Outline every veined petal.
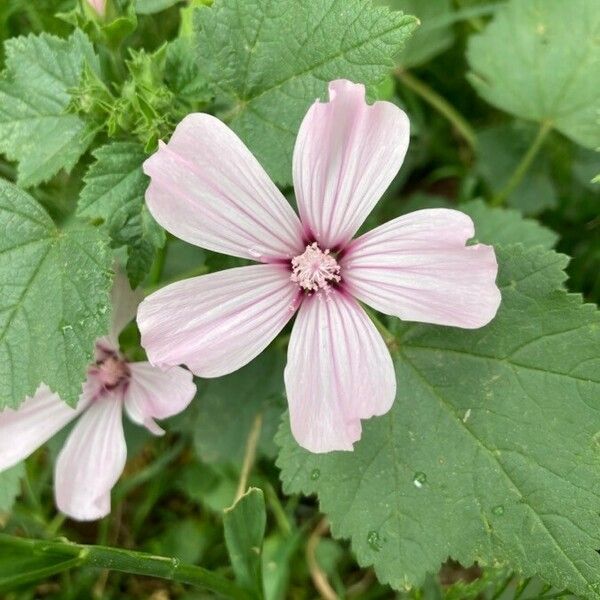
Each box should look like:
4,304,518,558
342,209,501,329
0,385,83,472
293,80,409,249
137,264,300,378
55,395,126,521
124,362,196,435
108,267,143,344
285,291,396,453
143,113,305,262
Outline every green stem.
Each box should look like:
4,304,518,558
235,414,263,502
0,534,251,600
492,120,553,206
263,482,292,536
397,70,477,150
148,242,168,286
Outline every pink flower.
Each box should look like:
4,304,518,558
86,0,106,17
0,271,196,521
137,79,500,453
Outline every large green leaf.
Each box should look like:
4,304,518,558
78,142,165,287
194,0,418,185
467,0,600,150
277,245,600,597
0,180,113,409
377,0,455,68
0,31,99,187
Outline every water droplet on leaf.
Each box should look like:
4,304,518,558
367,530,382,551
413,472,427,488
492,504,505,516
310,468,321,481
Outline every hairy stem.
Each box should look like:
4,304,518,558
396,70,477,150
492,120,553,206
0,534,251,599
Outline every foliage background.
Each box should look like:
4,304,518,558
0,0,598,598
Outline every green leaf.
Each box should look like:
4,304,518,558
0,464,23,513
377,0,455,68
78,142,165,287
467,0,600,150
277,245,600,598
192,348,286,465
164,38,212,108
476,124,558,215
0,31,99,187
460,199,558,249
195,0,418,185
0,179,113,409
224,488,266,597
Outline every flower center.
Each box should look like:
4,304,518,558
97,354,130,390
291,243,341,293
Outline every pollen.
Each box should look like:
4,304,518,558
291,243,341,293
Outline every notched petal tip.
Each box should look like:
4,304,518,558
293,78,410,249
343,209,502,330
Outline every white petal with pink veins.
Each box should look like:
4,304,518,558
55,395,126,521
143,113,305,263
0,385,84,472
124,362,196,435
285,291,396,453
342,209,501,329
138,264,300,378
293,79,410,249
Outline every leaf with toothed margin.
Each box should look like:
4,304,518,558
0,31,99,187
276,244,600,597
194,0,418,185
0,179,113,409
78,141,165,288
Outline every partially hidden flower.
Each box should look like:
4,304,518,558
137,79,501,453
0,270,196,521
86,0,106,17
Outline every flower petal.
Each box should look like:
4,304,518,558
293,79,410,249
143,113,305,262
342,209,501,329
55,395,126,521
285,291,396,453
138,264,300,378
109,267,143,343
0,385,82,472
124,362,196,435
87,0,105,17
